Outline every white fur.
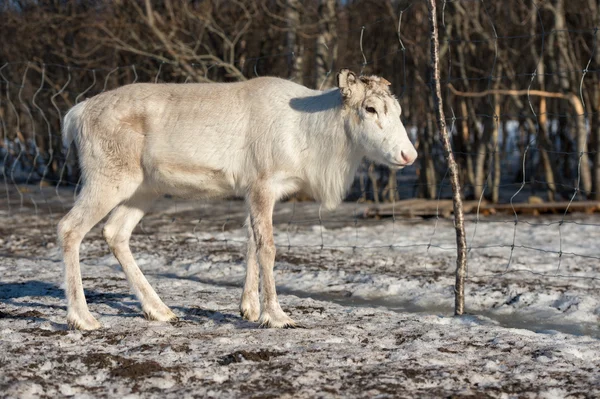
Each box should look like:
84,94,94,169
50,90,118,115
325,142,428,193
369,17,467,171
57,70,417,330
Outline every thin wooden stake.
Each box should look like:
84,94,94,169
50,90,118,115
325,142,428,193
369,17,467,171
427,0,468,315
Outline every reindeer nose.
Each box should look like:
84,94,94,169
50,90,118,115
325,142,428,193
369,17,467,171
400,149,417,165
400,150,417,165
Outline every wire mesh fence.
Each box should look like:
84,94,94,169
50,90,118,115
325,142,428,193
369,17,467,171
1,0,599,321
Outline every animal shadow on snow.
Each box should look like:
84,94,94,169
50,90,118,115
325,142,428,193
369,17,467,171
0,279,254,329
0,280,139,325
158,273,260,329
170,305,254,329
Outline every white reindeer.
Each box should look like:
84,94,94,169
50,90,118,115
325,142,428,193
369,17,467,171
58,69,417,330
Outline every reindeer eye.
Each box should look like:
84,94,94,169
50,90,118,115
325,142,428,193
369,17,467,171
365,106,377,114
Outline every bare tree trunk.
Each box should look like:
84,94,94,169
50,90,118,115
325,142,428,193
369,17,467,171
459,99,475,192
533,38,556,201
359,168,367,202
549,0,591,197
286,0,304,84
315,0,337,89
552,0,576,92
538,96,556,201
428,0,468,315
383,169,398,202
570,95,592,197
590,0,600,200
557,111,573,182
490,99,501,203
473,116,491,200
367,163,380,204
587,0,600,199
592,95,600,200
418,120,438,199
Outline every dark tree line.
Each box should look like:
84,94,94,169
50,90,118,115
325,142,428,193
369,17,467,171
1,0,599,203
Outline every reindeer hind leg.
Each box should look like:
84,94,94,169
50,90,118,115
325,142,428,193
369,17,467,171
103,194,177,322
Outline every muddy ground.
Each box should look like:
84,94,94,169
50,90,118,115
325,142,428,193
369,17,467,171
1,188,599,398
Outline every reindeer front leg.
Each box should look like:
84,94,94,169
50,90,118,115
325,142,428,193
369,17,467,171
247,185,298,328
240,216,260,322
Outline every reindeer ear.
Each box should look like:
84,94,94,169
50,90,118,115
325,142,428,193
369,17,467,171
380,78,392,86
337,68,359,99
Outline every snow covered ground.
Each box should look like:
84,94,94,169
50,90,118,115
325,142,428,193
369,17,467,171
1,189,599,397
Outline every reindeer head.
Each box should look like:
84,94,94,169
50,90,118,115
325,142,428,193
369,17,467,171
337,69,417,169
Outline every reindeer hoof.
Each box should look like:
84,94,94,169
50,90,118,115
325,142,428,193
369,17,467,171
240,293,260,322
259,320,305,329
258,311,303,329
143,306,178,322
67,312,102,331
240,304,260,322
